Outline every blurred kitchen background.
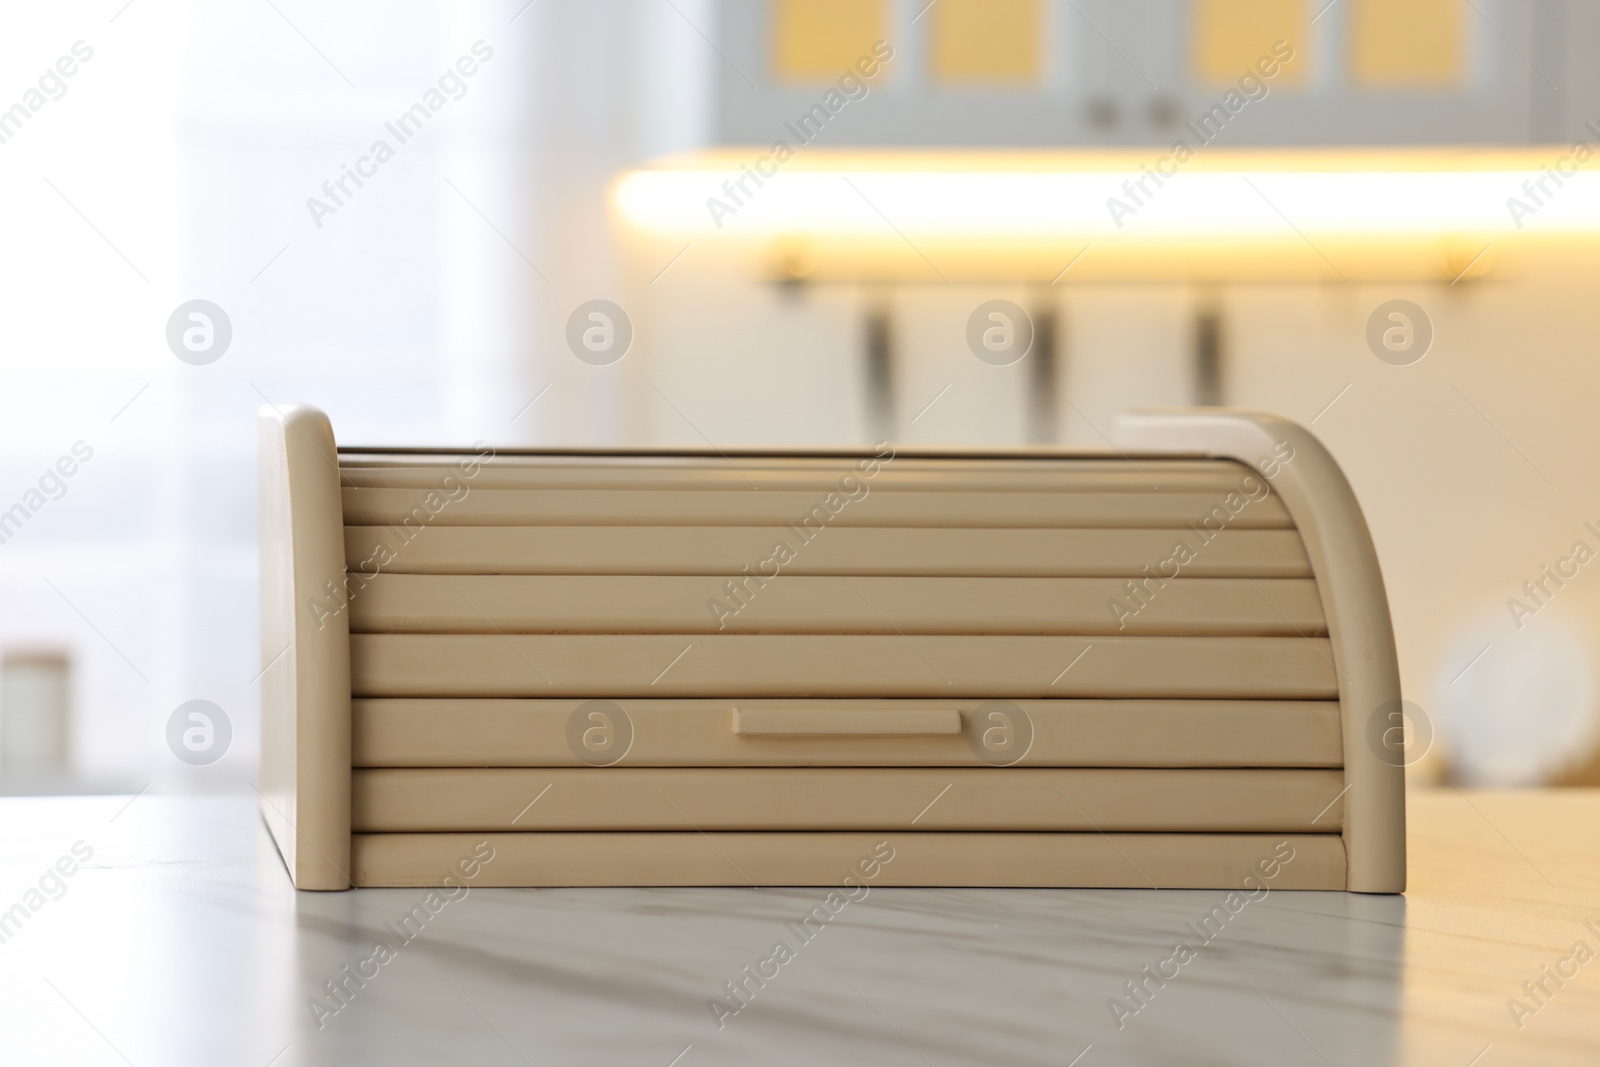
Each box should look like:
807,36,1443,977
2,0,1599,794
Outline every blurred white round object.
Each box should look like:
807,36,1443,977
1434,617,1599,786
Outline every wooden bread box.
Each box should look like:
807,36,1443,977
258,405,1404,892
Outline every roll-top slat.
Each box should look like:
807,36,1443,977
351,832,1349,889
351,699,1345,767
351,768,1347,832
346,574,1326,636
348,634,1339,698
338,455,1259,493
341,487,1294,528
342,526,1313,577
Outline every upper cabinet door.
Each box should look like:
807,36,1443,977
1138,0,1544,145
716,0,1105,146
714,0,1571,147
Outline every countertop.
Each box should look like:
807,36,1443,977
0,790,1596,1066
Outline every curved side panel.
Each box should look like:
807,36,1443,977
260,405,352,890
1115,409,1405,893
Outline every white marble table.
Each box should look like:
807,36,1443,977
0,790,1596,1066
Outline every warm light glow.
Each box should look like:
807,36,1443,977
613,150,1600,282
613,150,1600,240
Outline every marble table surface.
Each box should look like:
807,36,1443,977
0,790,1596,1066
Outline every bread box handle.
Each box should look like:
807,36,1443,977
732,707,962,738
